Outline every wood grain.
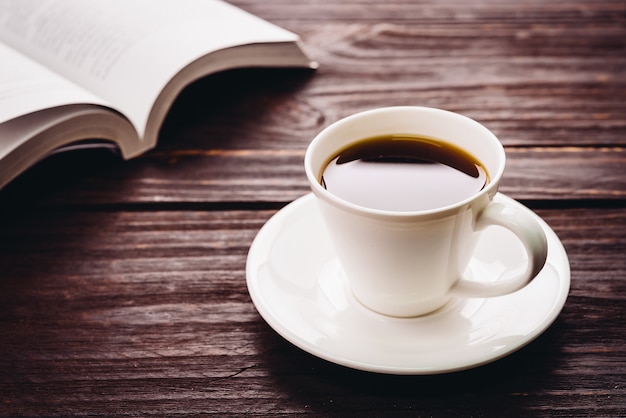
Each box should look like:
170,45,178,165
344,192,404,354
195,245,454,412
2,144,625,208
0,208,624,416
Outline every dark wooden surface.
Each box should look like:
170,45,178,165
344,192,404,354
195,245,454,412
1,0,625,416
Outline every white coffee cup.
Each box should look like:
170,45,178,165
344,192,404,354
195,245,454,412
305,106,548,317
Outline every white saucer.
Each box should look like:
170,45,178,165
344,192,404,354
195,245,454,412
246,193,570,375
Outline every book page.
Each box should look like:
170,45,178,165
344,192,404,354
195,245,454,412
0,42,107,125
0,0,303,140
0,104,138,189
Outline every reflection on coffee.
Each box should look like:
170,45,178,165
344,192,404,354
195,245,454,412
320,134,489,211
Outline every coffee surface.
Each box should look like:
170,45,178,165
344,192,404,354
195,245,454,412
320,135,489,211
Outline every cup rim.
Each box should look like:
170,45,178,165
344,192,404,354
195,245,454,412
304,106,505,220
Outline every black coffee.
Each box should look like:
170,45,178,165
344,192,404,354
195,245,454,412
320,134,489,211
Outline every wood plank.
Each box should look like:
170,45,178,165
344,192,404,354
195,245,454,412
155,60,625,149
1,144,624,208
231,0,626,23
230,1,625,149
0,207,624,415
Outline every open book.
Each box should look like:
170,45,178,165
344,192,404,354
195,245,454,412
0,0,316,189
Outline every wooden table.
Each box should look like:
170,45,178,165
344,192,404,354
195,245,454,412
1,0,624,415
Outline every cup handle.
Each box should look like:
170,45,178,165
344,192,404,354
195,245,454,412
451,200,548,297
